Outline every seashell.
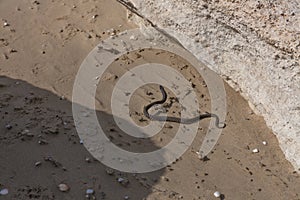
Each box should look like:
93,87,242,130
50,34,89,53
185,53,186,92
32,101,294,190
85,157,91,163
252,148,259,153
0,188,8,195
118,177,125,183
105,168,114,175
86,189,94,195
213,191,221,198
35,161,42,167
129,35,137,40
58,184,70,192
5,124,12,130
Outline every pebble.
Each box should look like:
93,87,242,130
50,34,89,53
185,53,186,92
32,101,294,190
5,124,12,130
117,177,129,186
92,14,98,19
80,140,84,144
252,148,259,153
105,168,114,175
118,177,125,183
85,33,92,39
38,139,48,145
124,195,129,200
86,189,94,195
0,188,8,195
10,49,17,53
3,53,8,59
129,35,137,40
3,22,9,27
35,161,42,167
58,183,70,192
213,191,221,198
262,141,267,145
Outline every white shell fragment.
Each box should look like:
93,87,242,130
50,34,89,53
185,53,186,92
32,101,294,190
58,183,70,192
129,35,137,40
262,141,267,145
92,14,98,19
118,177,125,183
35,161,42,167
252,148,259,153
213,191,221,198
5,124,12,130
86,189,94,195
0,188,8,195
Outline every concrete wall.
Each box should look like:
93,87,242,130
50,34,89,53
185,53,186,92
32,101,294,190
128,0,300,170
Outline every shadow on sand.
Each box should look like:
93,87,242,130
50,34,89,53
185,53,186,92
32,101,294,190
0,76,165,199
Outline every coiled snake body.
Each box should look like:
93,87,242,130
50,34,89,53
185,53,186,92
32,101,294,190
143,85,225,129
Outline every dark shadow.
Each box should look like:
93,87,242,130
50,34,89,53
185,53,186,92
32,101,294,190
0,76,165,199
220,194,225,200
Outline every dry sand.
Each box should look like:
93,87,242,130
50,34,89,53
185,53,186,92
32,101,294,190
1,0,300,199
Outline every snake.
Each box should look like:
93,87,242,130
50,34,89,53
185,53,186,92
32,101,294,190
143,85,226,128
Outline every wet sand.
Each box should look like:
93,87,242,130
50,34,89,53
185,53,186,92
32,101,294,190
1,0,300,199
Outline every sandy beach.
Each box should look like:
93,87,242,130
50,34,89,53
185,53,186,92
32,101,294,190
1,0,300,199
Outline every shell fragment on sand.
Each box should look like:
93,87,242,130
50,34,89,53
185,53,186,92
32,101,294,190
213,191,221,198
0,189,9,195
58,183,70,192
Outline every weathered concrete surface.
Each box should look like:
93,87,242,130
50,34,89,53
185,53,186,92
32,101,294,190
129,0,300,170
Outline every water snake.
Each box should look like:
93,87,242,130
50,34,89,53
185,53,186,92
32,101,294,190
143,85,225,128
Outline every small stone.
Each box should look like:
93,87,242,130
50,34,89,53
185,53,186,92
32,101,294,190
118,177,124,183
129,35,137,40
92,14,98,19
124,195,129,200
58,183,70,192
80,140,84,144
117,177,129,186
35,161,42,167
3,22,9,27
38,139,48,145
86,33,92,39
86,189,94,195
0,188,8,195
213,191,221,198
10,49,17,53
5,124,12,130
85,157,91,163
105,168,114,175
262,141,267,145
252,148,259,153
